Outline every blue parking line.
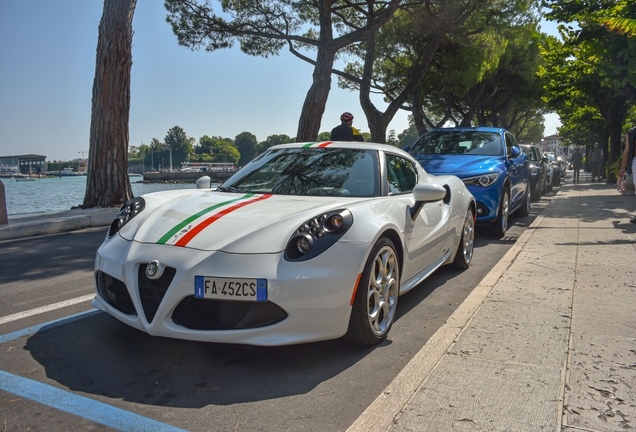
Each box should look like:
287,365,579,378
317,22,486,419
0,309,102,345
0,370,187,431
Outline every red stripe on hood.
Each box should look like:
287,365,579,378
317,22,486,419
174,194,273,247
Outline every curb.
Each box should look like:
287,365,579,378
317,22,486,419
0,209,118,241
347,209,547,432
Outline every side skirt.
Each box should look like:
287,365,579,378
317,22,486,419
399,252,451,295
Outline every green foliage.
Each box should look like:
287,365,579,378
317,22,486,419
256,134,294,154
164,126,194,167
540,0,636,173
316,131,331,141
235,131,258,166
47,161,82,172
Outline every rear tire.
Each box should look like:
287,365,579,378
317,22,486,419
453,208,475,269
346,237,400,345
517,183,531,217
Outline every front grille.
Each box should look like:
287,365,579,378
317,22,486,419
95,271,136,315
138,264,177,324
172,296,288,330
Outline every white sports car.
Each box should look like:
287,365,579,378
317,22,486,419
93,142,476,346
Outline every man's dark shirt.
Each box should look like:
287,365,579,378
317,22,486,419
330,124,364,142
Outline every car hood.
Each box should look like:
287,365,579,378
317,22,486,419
117,189,371,253
413,154,502,176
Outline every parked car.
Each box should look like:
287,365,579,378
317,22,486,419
406,127,530,238
544,152,562,186
545,159,555,192
520,144,548,201
94,142,476,346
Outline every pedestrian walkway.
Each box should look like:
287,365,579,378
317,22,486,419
350,173,636,431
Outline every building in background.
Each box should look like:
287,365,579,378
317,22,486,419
539,135,564,156
0,154,47,176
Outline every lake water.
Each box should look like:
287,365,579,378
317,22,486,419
1,176,212,216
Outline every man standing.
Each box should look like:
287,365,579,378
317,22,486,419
571,147,583,183
588,143,603,182
330,112,365,142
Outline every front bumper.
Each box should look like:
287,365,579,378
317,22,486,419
93,236,369,346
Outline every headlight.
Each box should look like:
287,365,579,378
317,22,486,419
285,210,353,261
107,197,145,239
462,173,500,188
530,166,539,175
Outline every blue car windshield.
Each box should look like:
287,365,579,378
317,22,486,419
411,131,504,157
219,148,379,197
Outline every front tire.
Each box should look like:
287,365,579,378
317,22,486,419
453,207,475,269
485,188,509,238
346,237,400,346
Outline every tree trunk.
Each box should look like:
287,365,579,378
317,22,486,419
296,2,334,142
83,0,136,208
296,45,336,142
360,32,444,143
607,109,626,182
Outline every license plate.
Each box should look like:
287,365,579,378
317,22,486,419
194,276,267,301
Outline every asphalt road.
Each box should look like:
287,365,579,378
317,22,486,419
0,193,553,431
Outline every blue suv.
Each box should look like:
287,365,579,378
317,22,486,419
406,127,530,237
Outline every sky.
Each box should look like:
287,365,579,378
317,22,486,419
0,1,562,162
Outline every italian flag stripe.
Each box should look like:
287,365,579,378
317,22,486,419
301,141,333,148
174,194,273,247
156,194,255,245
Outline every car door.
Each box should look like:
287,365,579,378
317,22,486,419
504,132,528,208
385,154,444,282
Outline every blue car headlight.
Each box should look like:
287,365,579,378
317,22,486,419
107,197,145,239
285,209,353,261
462,173,500,188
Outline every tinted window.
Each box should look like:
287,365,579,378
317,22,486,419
521,146,538,161
411,131,503,156
386,154,417,194
221,148,379,197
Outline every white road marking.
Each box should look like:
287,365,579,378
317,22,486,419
0,294,95,325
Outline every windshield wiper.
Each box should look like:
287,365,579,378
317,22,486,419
216,186,242,193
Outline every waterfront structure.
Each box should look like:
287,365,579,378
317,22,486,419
0,154,47,176
180,162,237,172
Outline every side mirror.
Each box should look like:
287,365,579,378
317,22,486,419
402,145,411,153
410,183,447,220
196,176,212,189
508,146,522,158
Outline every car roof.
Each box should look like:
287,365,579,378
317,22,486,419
425,126,508,134
270,141,413,158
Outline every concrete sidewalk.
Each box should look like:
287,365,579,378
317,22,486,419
350,173,636,432
0,206,119,241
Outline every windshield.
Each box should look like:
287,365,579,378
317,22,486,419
218,148,379,197
411,131,504,157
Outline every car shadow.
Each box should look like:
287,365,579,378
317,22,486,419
22,312,378,408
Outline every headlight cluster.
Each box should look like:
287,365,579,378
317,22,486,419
462,173,500,188
285,209,353,261
530,166,539,175
107,197,145,239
